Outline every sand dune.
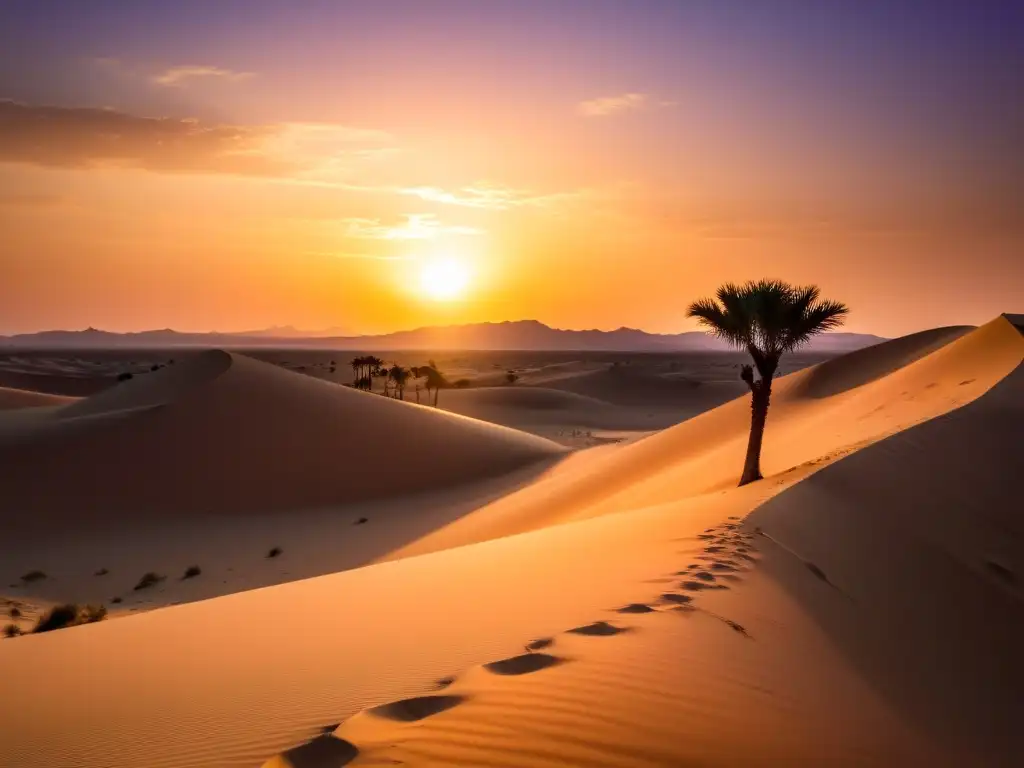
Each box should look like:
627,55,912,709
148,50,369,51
0,350,563,535
0,385,76,410
0,318,1019,768
388,315,1022,558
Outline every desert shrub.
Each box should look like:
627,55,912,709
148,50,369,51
20,570,46,583
454,378,471,389
3,624,20,638
94,568,109,576
9,606,21,619
33,604,80,633
80,604,107,623
505,372,519,385
267,546,283,559
111,597,122,604
133,572,165,591
116,372,133,382
32,603,107,633
150,364,161,371
182,565,201,580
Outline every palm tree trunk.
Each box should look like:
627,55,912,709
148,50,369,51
739,377,772,486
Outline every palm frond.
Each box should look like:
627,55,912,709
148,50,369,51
687,297,748,348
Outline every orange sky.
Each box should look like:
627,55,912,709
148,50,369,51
2,2,1022,337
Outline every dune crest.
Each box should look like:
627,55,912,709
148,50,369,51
0,386,76,411
387,316,1022,560
0,350,563,533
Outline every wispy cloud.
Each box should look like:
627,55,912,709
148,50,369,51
577,92,647,117
153,65,254,87
0,101,392,179
342,214,482,240
399,183,581,211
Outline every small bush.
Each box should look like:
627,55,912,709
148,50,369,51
133,572,165,591
182,565,201,580
32,603,107,633
454,378,471,389
111,597,122,604
80,604,107,623
33,604,80,633
267,546,283,559
20,570,47,583
354,517,368,525
3,624,20,638
9,606,21,619
505,372,519,385
150,364,161,371
117,372,134,382
94,568,109,577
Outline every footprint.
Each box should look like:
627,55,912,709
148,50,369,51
617,603,656,614
434,676,457,689
485,653,564,676
693,571,716,582
711,562,738,572
526,637,554,651
705,546,724,553
567,621,629,636
369,695,465,722
959,379,976,386
681,580,708,591
659,593,692,604
273,734,358,767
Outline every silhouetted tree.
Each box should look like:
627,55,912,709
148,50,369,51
417,363,449,407
389,365,411,400
687,280,848,486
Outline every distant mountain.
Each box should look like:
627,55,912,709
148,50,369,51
0,320,885,352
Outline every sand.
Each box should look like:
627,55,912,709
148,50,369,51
0,385,76,410
0,315,1020,768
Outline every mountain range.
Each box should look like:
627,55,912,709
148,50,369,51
0,320,885,352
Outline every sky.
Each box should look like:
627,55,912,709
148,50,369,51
1,0,1021,336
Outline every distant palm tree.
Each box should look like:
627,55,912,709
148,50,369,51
389,365,411,400
351,356,366,388
417,363,449,407
687,280,848,486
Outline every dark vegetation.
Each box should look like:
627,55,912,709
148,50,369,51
20,570,46,583
133,572,165,591
182,565,202,580
267,546,283,558
32,603,107,633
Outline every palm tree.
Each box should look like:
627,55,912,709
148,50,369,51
350,356,364,387
417,363,448,407
389,365,411,400
687,280,848,486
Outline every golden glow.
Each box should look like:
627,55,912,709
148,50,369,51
420,258,471,301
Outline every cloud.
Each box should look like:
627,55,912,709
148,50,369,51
399,183,581,210
577,93,647,117
153,65,254,87
342,214,482,240
0,101,389,178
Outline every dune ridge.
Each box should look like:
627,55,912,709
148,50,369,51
386,315,1021,560
0,385,76,410
0,350,563,534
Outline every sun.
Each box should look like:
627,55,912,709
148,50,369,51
420,258,470,301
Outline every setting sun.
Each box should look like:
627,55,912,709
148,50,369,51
420,259,471,301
